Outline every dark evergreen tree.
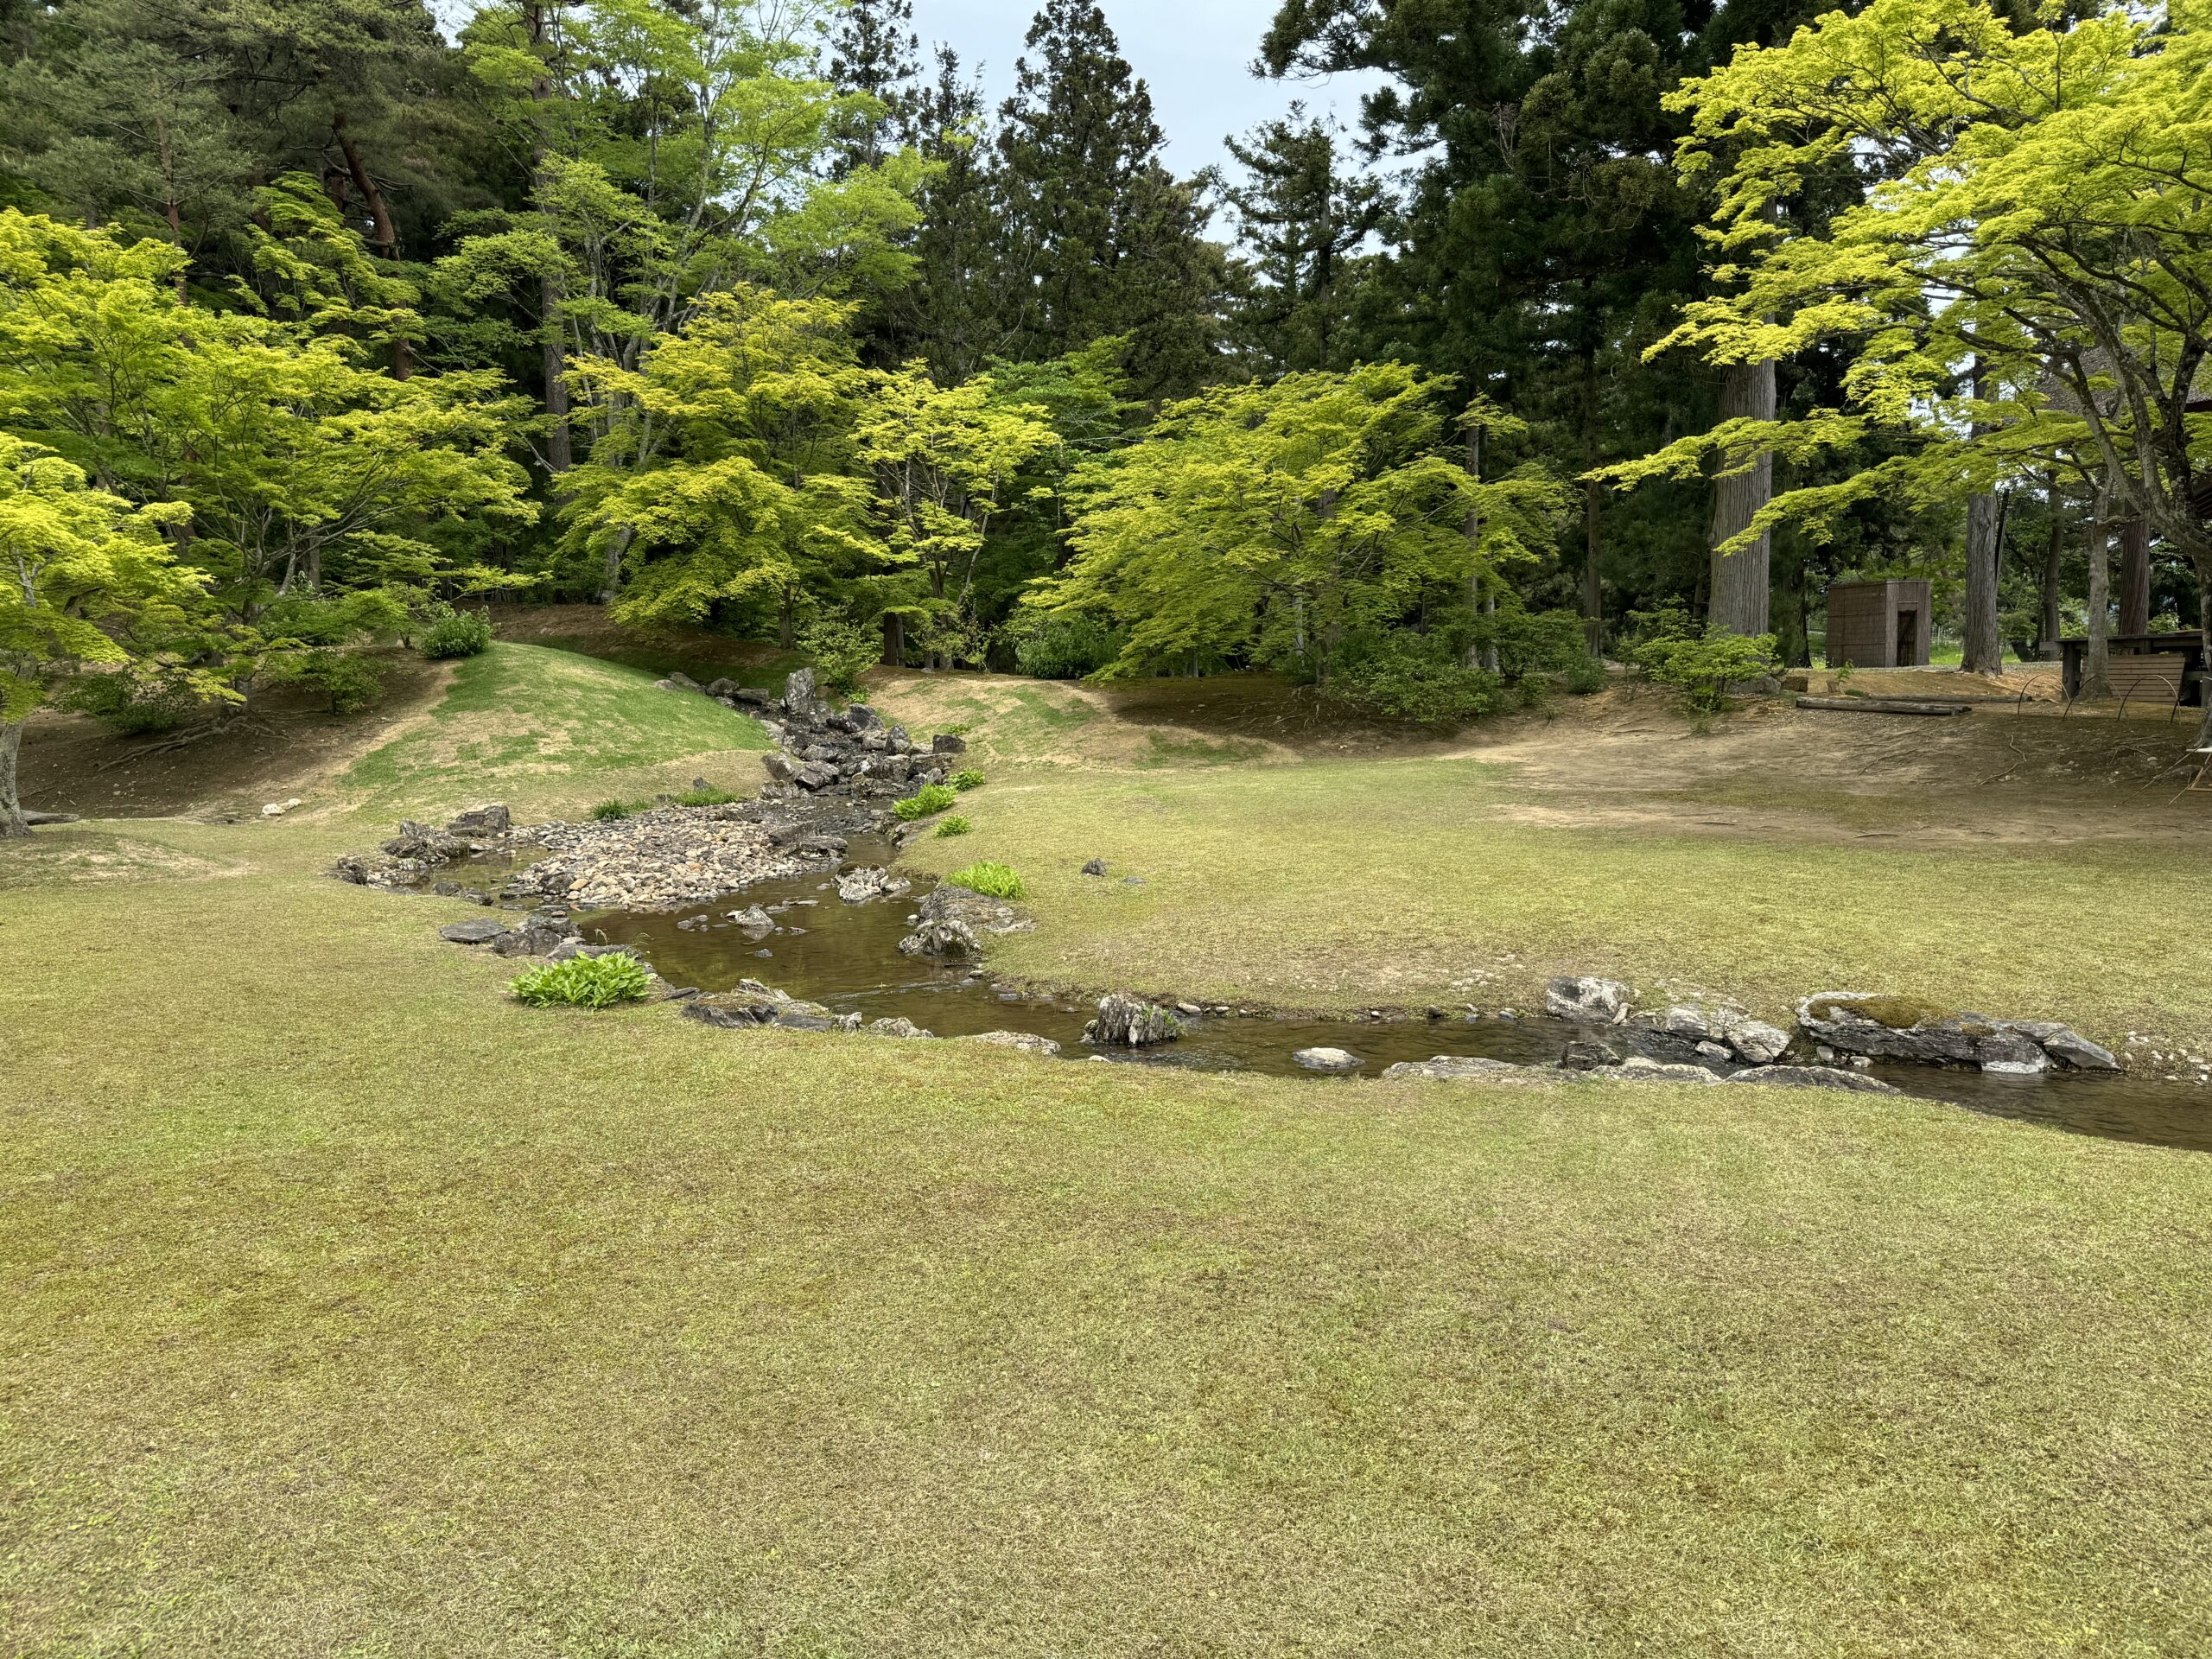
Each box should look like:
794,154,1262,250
827,0,920,177
1220,106,1380,375
892,45,997,381
995,0,1227,397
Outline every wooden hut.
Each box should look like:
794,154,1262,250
1825,580,1933,668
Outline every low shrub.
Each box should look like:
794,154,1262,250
419,603,494,660
282,648,386,715
946,861,1025,899
589,798,642,822
1331,633,1502,726
798,613,879,696
511,952,652,1009
1007,611,1127,680
893,783,959,821
1630,628,1783,712
950,768,985,791
934,815,972,838
60,673,200,735
1562,656,1609,696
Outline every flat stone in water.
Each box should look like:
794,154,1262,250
1294,1047,1363,1072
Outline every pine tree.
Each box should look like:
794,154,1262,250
1221,107,1379,375
995,0,1225,397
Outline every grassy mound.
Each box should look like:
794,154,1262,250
341,642,769,818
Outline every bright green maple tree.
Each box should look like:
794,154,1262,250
0,435,209,836
1037,363,1563,686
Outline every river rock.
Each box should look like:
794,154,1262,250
1560,1039,1622,1071
867,1017,935,1039
1727,1065,1903,1096
447,804,512,837
1797,994,2112,1072
792,760,841,791
1382,1056,1557,1085
1721,1017,1793,1065
1577,1057,1726,1086
837,867,912,903
1294,1046,1363,1072
728,905,774,931
1082,858,1108,876
490,912,580,957
961,1030,1061,1057
1085,993,1182,1047
898,918,978,958
1545,976,1632,1024
931,733,967,754
437,918,511,945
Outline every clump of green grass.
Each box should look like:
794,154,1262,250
590,798,645,822
946,861,1025,899
935,814,973,838
510,952,652,1009
893,783,959,821
675,784,741,807
950,768,986,791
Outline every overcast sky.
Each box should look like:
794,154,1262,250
912,0,1390,182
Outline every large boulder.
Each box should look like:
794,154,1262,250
437,917,511,945
446,803,512,837
785,666,823,722
791,760,841,792
683,982,860,1033
931,733,968,755
1084,993,1182,1047
867,1017,935,1039
1545,976,1633,1025
1293,1046,1363,1072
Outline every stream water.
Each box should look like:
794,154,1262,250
537,837,2212,1156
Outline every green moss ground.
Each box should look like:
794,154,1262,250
894,760,2211,1051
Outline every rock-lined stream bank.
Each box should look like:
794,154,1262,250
336,671,2212,1154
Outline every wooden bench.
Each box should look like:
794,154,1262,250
2107,652,2191,708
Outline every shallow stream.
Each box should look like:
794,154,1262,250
550,837,2212,1156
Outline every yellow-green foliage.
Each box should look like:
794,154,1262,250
945,860,1024,899
510,951,652,1009
893,782,958,820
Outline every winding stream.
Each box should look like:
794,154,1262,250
550,837,2212,1156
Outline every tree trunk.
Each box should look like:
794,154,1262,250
1580,341,1605,652
543,274,572,474
1707,356,1775,637
0,720,29,838
598,525,630,605
2082,502,2113,702
333,112,411,379
1463,423,1488,671
779,588,796,650
2117,518,2152,637
881,611,905,668
1961,490,2004,672
2039,472,2064,657
2197,576,2212,747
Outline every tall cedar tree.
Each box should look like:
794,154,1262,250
1220,107,1380,376
828,0,920,177
995,0,1227,399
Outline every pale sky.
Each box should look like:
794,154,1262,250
912,0,1391,182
